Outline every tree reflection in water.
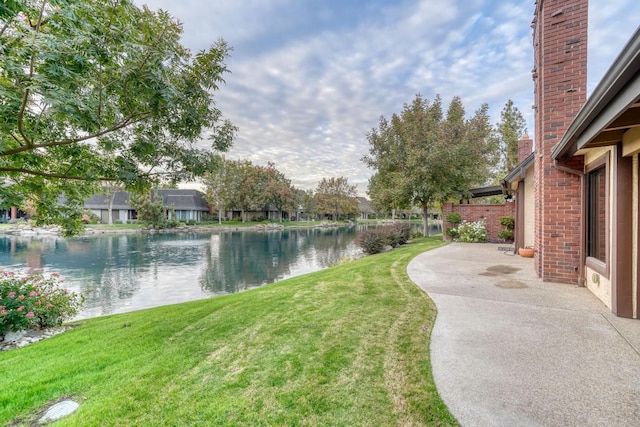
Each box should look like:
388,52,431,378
0,226,370,318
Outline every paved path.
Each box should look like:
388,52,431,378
407,243,640,427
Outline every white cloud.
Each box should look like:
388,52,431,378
134,0,639,195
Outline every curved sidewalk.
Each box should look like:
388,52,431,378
407,243,640,427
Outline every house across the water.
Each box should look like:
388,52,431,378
85,189,210,224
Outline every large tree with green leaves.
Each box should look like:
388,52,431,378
205,159,297,223
0,0,236,234
492,99,527,178
362,94,493,236
315,176,358,221
203,156,236,223
261,162,295,222
226,160,259,223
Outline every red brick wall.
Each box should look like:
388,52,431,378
533,0,587,284
442,203,516,242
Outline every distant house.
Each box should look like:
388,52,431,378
356,197,374,220
85,189,210,223
157,189,210,222
226,205,291,222
84,191,136,224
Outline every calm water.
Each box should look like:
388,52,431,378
0,226,361,319
0,223,441,319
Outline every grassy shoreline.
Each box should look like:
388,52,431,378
0,219,426,236
0,236,457,426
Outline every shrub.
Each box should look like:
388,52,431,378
390,222,413,246
166,218,180,228
499,216,515,230
356,223,414,254
356,228,386,254
456,220,487,243
0,272,84,335
446,227,459,239
81,211,100,224
497,229,513,241
446,212,462,225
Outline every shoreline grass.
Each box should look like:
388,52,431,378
83,218,426,231
0,236,458,426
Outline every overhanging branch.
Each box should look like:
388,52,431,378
0,112,147,156
0,167,113,181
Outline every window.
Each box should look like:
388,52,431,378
586,160,607,265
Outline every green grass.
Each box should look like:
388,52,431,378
83,220,350,232
0,237,457,427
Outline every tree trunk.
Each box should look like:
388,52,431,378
108,191,116,225
422,203,430,237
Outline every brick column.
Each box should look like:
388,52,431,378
518,135,533,163
532,0,587,284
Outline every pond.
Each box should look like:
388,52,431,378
0,223,441,319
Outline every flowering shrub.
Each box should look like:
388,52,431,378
0,272,84,335
455,220,488,243
445,227,459,240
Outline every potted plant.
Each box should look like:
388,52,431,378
518,246,535,257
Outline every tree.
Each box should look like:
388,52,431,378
299,190,317,221
233,161,267,222
0,0,236,235
203,156,236,223
493,100,527,178
262,162,295,222
129,191,166,229
315,176,358,221
362,94,493,236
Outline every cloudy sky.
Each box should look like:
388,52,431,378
135,0,640,195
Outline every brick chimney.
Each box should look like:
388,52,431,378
518,135,533,163
532,0,587,284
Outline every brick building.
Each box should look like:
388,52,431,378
505,0,640,318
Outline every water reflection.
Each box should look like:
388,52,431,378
0,223,440,319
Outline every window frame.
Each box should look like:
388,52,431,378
584,153,609,278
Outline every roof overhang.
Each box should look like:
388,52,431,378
552,26,640,160
465,185,504,199
503,152,535,185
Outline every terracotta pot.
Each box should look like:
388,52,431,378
518,247,535,258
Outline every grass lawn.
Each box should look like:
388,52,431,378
0,236,458,426
83,220,350,232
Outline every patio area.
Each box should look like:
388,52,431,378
408,243,640,427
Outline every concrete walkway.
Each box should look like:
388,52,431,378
407,243,640,427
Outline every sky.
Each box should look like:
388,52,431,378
134,0,640,196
